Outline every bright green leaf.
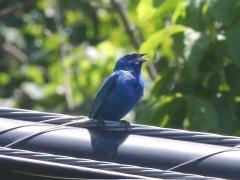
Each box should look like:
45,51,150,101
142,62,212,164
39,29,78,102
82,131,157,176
154,0,181,19
25,66,44,84
172,1,186,24
137,0,156,22
140,25,186,58
0,73,10,85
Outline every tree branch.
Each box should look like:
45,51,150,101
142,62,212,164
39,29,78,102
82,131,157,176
0,0,35,17
110,0,140,49
110,0,158,79
53,3,75,111
1,42,28,63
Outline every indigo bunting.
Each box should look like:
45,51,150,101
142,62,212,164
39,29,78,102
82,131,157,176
89,52,147,121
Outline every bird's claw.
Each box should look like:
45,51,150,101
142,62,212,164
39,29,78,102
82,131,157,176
120,120,130,130
97,119,106,129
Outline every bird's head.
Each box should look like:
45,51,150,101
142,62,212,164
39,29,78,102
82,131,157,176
114,52,147,75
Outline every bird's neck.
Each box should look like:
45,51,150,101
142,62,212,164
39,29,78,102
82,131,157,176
114,68,141,79
130,67,141,78
114,64,142,78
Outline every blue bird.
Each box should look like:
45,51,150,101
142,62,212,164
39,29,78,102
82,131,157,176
89,52,147,121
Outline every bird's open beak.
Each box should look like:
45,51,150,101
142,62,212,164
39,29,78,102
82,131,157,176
139,53,148,63
139,53,146,57
140,59,148,63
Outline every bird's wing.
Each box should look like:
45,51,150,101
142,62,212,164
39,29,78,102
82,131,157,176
89,72,118,118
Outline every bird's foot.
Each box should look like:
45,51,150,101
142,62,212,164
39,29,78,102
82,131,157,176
97,119,106,129
120,120,130,130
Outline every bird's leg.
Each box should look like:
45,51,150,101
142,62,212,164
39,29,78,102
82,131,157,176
120,120,130,130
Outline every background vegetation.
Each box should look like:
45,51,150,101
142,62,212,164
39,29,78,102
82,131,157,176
1,0,240,135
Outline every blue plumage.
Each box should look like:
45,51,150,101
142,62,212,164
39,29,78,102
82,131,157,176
89,52,147,121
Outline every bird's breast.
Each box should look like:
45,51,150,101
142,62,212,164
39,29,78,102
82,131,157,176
98,70,144,120
116,72,143,100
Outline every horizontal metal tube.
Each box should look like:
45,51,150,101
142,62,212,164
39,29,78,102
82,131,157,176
0,117,239,179
0,154,146,179
1,108,240,147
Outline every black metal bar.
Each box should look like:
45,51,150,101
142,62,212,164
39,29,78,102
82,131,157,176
0,117,239,179
0,147,217,179
0,153,147,179
1,107,240,147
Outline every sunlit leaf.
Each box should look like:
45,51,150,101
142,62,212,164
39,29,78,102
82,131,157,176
137,0,156,22
25,66,44,84
0,73,10,85
1,0,240,135
140,25,186,58
153,0,181,19
172,1,186,23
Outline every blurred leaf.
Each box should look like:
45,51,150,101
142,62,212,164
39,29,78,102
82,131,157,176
151,67,176,95
44,33,67,50
225,64,240,94
160,96,186,128
172,1,186,24
207,0,237,25
65,10,83,26
137,0,156,22
24,66,44,84
0,73,10,85
21,82,45,100
140,25,186,58
97,41,117,57
183,0,206,31
153,0,181,19
187,96,219,131
23,24,43,37
1,26,26,48
138,94,186,128
214,97,239,134
204,71,221,96
1,0,240,135
184,29,215,79
226,22,240,61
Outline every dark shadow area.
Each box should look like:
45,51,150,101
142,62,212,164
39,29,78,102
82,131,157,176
0,170,58,180
88,129,128,161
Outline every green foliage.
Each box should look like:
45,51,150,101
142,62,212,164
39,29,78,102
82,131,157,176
136,0,240,135
1,0,240,135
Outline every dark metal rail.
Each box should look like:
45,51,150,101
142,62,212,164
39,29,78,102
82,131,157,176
0,116,239,179
0,107,240,147
0,151,147,179
0,107,240,179
0,147,219,179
